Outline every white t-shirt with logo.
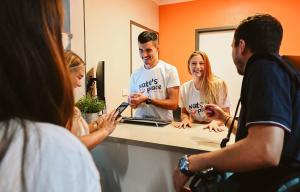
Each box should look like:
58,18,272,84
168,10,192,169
129,60,180,121
179,79,230,122
0,119,101,192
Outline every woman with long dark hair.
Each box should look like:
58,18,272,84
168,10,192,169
0,0,100,191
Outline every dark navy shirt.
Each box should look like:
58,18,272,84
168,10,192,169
223,55,300,191
237,55,300,163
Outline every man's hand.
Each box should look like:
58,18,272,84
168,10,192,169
129,93,147,108
205,104,228,123
173,168,191,192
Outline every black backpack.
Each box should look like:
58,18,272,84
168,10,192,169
250,53,300,89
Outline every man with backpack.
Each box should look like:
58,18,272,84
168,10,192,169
173,14,300,192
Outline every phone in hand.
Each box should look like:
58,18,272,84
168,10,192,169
205,106,215,117
115,102,129,117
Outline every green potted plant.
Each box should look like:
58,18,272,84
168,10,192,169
75,95,105,123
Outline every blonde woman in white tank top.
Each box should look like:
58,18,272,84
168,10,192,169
65,51,121,149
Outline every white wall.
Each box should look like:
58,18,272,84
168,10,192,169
84,0,159,114
70,0,86,101
199,30,243,115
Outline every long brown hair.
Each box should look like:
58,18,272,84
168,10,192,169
0,0,73,190
187,51,227,104
0,0,73,125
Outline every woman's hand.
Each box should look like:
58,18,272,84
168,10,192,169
203,120,224,132
97,109,121,136
174,118,192,129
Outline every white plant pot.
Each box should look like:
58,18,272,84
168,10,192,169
84,113,98,124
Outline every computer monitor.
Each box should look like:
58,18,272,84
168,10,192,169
86,61,105,101
96,61,105,101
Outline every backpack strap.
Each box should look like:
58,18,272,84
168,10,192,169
281,56,300,104
248,53,300,90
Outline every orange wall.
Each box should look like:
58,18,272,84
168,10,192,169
159,0,300,83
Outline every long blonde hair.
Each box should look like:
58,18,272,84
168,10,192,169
65,50,85,71
64,50,85,130
187,51,227,104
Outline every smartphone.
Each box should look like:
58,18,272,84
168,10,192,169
115,102,129,117
204,106,215,117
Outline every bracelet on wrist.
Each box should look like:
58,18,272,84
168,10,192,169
92,121,98,130
224,116,231,127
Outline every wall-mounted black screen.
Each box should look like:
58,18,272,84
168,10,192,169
96,61,105,101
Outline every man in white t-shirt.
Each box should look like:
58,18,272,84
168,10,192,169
129,31,180,121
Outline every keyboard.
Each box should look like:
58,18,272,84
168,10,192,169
121,117,171,126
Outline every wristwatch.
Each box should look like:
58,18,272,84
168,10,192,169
178,155,195,177
145,98,152,104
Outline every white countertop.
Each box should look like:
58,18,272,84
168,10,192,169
109,122,235,152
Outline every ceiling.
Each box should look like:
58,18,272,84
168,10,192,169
152,0,194,6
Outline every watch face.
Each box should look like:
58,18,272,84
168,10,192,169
178,155,194,177
178,156,189,171
146,98,152,104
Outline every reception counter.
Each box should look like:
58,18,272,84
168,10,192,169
91,122,235,192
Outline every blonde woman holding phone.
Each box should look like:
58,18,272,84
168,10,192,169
65,50,121,150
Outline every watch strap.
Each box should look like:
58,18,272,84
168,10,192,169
145,98,152,104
